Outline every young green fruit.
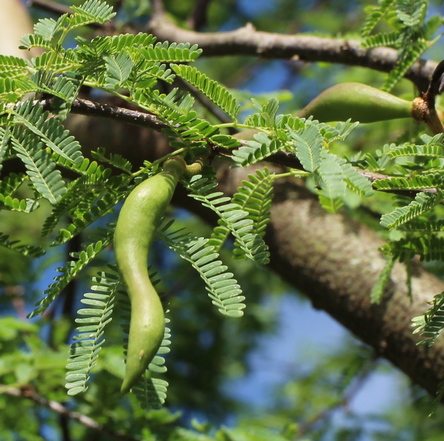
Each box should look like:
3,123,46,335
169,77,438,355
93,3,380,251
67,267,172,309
297,82,413,123
115,156,186,394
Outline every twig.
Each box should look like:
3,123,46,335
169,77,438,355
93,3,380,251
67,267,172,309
28,0,71,16
20,97,442,199
37,97,171,131
295,357,379,438
187,0,212,31
2,386,136,441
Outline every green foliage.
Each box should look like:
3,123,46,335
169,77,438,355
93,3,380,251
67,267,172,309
371,255,396,303
158,220,246,317
172,64,240,119
8,100,83,200
3,0,444,436
25,0,115,45
233,102,369,212
412,291,444,346
0,232,44,257
380,192,443,229
210,168,274,259
65,268,120,396
0,173,39,212
0,55,28,76
361,0,442,91
65,264,171,408
29,230,113,318
232,131,285,166
381,233,444,262
360,0,396,37
186,173,270,264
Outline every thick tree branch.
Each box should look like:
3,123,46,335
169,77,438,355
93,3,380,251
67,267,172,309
173,162,444,402
146,13,436,91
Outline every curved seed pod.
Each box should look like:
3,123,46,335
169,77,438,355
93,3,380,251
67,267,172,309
297,82,413,123
115,157,186,394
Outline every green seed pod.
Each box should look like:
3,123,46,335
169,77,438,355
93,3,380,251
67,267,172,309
115,157,186,394
297,82,413,123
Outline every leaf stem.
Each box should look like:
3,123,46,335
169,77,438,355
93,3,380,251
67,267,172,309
273,170,310,179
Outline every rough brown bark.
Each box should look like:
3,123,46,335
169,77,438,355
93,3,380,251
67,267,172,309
267,179,444,397
182,163,444,398
146,13,436,92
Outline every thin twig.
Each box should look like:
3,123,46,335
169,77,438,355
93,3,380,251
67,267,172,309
187,0,212,31
37,97,171,131
28,0,71,16
295,357,379,438
2,386,136,441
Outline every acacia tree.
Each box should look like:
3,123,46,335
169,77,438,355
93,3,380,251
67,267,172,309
3,0,444,439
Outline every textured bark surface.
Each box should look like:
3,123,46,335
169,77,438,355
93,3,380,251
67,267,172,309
180,163,444,398
146,13,436,92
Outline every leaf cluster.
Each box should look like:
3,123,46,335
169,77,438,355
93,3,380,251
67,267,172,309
3,0,444,416
233,101,372,212
361,0,443,91
0,0,274,407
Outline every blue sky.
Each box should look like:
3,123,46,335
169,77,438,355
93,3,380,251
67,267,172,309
224,293,405,417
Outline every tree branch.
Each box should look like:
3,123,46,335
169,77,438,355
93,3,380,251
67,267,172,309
187,0,212,30
36,97,440,198
146,13,436,91
36,97,171,131
174,162,444,402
